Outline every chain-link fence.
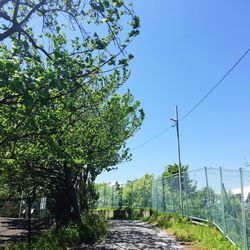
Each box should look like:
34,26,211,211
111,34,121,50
96,167,250,249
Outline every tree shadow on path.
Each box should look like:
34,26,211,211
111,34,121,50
79,220,184,250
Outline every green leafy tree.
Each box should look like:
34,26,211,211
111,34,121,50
159,164,194,212
161,164,188,178
0,0,143,227
122,174,153,208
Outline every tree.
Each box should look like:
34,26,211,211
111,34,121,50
122,174,154,208
161,164,188,178
0,0,140,120
0,0,143,227
159,164,195,212
0,0,140,56
161,164,189,192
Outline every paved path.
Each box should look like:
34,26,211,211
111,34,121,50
0,217,28,247
80,220,186,250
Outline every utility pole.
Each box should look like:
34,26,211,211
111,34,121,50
171,105,184,218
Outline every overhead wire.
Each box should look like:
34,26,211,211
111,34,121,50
130,47,250,152
179,47,250,122
131,125,173,151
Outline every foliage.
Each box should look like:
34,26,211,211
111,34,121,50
123,174,154,208
161,164,188,178
96,174,154,209
81,212,107,243
4,212,107,250
0,0,140,58
0,0,143,227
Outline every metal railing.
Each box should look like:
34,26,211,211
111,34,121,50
96,167,250,249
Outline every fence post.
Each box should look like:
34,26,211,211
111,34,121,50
143,180,146,208
219,167,227,237
19,191,23,218
111,185,114,208
182,173,187,216
28,197,32,247
103,185,107,208
162,177,166,212
204,167,211,222
240,167,248,250
156,179,159,211
150,178,153,209
131,181,134,208
120,185,123,208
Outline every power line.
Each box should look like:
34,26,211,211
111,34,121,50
131,47,250,152
132,125,173,151
180,47,250,122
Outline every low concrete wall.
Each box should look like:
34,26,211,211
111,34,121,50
95,208,151,220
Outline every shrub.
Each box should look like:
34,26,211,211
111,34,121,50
4,213,107,249
81,212,107,244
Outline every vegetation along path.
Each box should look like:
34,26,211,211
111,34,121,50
80,220,190,250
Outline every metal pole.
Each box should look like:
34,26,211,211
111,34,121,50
150,178,153,209
120,184,123,208
156,179,159,211
143,180,146,208
219,167,227,237
239,167,248,250
131,181,134,208
204,167,211,222
171,105,184,217
103,185,107,208
111,185,114,208
162,177,166,212
28,197,32,247
19,191,23,218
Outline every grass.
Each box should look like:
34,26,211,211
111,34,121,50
167,223,237,250
142,211,238,250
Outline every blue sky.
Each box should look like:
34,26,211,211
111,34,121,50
96,1,250,183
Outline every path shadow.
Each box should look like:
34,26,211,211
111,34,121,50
0,217,50,247
78,220,183,250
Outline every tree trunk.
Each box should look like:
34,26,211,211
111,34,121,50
64,164,83,227
79,168,89,213
55,189,71,227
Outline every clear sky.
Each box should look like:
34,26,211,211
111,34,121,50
96,1,250,183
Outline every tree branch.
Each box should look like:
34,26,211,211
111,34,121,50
0,22,20,41
20,27,51,59
19,0,46,26
0,0,9,9
0,9,11,21
13,0,20,22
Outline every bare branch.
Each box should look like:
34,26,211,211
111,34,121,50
0,23,20,41
20,27,52,58
13,0,20,22
19,0,46,26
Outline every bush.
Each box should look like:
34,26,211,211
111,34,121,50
5,213,107,250
81,212,107,244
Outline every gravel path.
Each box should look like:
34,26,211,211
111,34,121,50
80,220,186,250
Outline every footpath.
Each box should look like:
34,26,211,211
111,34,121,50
80,220,191,250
